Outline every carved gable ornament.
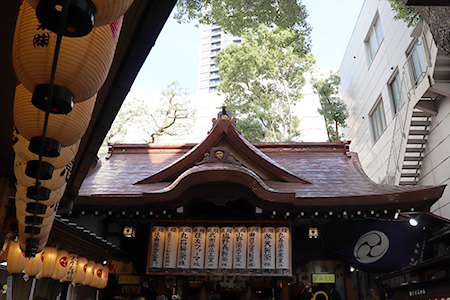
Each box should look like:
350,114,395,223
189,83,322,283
197,147,242,167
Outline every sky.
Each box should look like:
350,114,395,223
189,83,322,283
126,0,364,100
119,0,365,144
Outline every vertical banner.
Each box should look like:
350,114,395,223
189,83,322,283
191,226,206,270
205,227,220,270
163,227,179,269
233,227,247,270
276,227,290,271
177,227,192,269
247,226,261,270
262,227,275,270
219,227,234,269
149,226,165,269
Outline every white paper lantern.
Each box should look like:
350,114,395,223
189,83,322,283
40,245,58,278
15,159,72,191
90,263,103,288
205,227,220,270
247,227,261,270
51,248,69,280
149,226,165,269
14,84,96,147
97,265,109,289
13,1,122,105
16,183,65,207
190,226,206,269
262,227,275,270
82,260,96,286
62,253,78,282
233,227,247,269
163,227,179,269
275,227,290,271
219,227,234,269
177,227,192,269
25,251,43,276
73,256,88,284
7,240,26,274
13,129,80,169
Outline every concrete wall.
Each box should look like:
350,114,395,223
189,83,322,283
338,0,450,218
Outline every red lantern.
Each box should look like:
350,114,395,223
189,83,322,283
97,265,109,289
40,246,58,278
82,260,96,286
90,263,103,288
51,248,69,280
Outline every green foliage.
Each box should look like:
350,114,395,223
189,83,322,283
174,0,311,37
311,72,348,142
387,0,424,27
104,81,196,147
216,25,314,142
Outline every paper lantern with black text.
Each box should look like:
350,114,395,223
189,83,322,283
13,1,121,110
13,129,80,169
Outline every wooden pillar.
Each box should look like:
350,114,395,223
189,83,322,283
0,177,9,230
344,264,354,300
281,278,289,300
158,277,166,297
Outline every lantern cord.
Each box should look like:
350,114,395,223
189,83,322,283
29,0,71,256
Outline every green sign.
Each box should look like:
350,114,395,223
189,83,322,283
312,274,335,283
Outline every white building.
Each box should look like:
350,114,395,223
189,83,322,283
339,0,450,218
196,22,241,94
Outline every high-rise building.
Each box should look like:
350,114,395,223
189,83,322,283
196,22,241,94
338,0,450,218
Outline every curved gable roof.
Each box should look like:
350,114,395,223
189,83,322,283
135,107,309,184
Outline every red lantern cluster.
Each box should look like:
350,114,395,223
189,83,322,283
6,243,110,289
12,0,133,257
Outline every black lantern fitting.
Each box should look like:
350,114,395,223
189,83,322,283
25,160,54,180
29,136,62,158
36,0,97,37
32,84,74,114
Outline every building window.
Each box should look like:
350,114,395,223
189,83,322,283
369,98,387,141
210,71,219,77
211,28,221,34
407,40,427,87
365,15,383,65
389,72,402,113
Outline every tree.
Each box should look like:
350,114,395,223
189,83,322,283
387,0,424,27
104,98,146,144
216,25,314,143
104,81,195,146
139,82,196,144
174,0,311,37
311,72,348,142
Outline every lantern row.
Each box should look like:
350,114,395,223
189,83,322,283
12,0,132,256
149,226,290,274
6,241,109,289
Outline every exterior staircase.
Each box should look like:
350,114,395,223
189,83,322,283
399,108,432,186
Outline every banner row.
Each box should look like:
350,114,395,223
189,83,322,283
148,226,290,274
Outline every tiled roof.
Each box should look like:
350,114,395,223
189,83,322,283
77,109,445,211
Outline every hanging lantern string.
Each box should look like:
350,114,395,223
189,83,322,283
29,0,71,252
